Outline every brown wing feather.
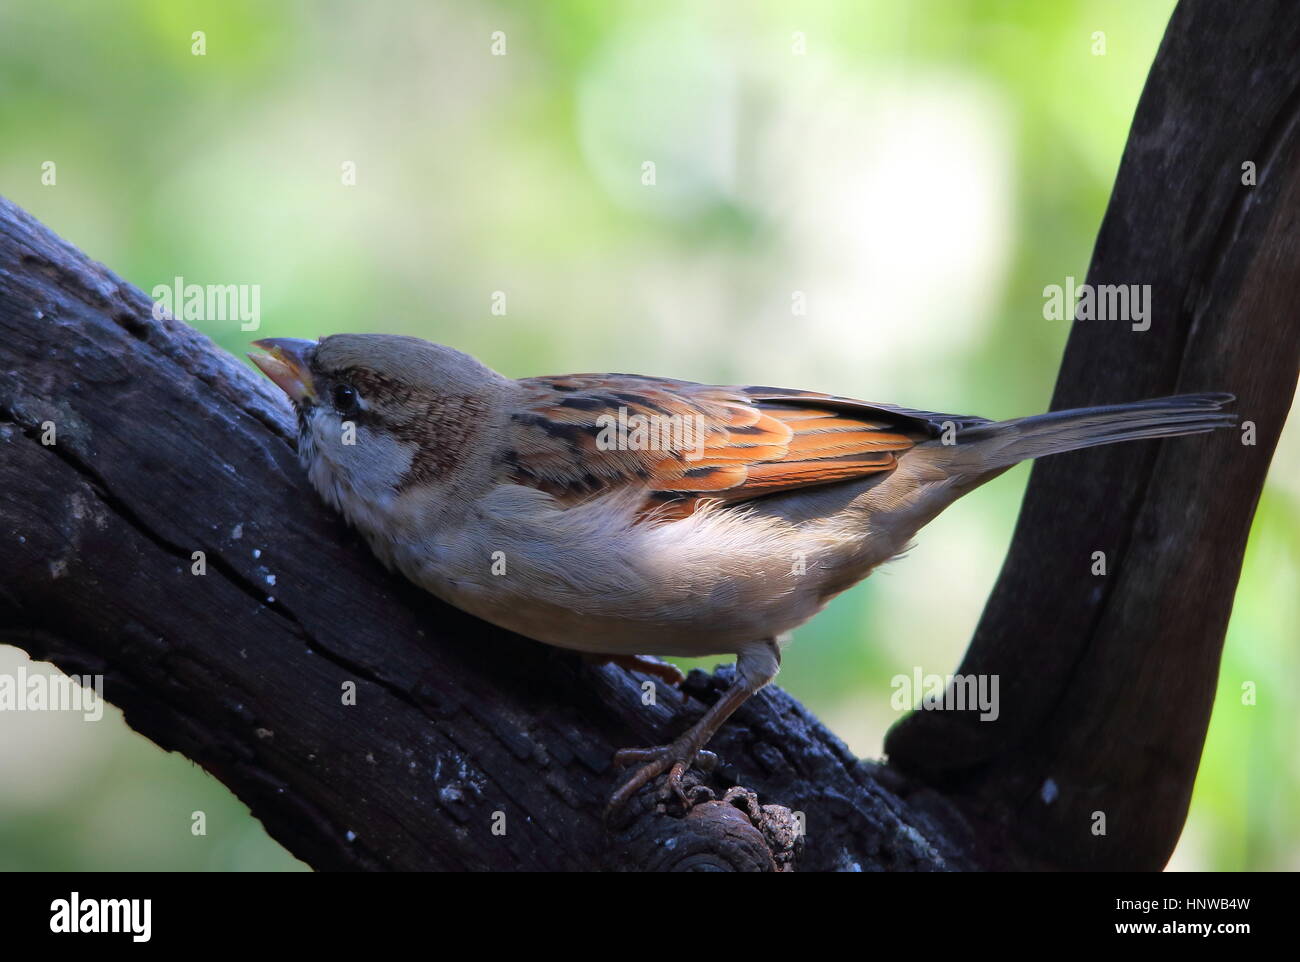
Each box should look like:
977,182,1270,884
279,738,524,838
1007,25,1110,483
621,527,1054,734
508,374,939,514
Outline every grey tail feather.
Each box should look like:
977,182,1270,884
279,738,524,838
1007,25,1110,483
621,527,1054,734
942,392,1237,472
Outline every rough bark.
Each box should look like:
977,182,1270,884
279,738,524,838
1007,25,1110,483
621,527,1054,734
0,0,1294,871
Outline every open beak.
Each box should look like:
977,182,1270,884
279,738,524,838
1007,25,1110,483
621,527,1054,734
249,338,318,404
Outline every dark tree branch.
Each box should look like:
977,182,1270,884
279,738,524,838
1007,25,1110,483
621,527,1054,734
0,199,980,871
887,0,1300,870
0,0,1293,871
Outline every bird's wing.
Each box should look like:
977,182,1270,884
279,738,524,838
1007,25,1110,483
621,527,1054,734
508,374,987,515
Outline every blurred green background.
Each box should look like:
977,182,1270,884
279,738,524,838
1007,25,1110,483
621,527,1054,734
0,0,1295,871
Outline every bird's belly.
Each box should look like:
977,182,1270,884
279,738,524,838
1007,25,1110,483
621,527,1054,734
417,565,821,658
378,484,889,658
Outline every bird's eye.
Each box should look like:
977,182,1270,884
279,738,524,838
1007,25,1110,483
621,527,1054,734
332,383,359,415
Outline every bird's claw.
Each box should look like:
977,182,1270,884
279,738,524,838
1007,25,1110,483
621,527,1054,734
608,743,718,812
584,653,685,687
633,657,686,687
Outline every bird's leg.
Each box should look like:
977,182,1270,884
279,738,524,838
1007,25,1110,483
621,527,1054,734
582,652,685,686
608,640,780,812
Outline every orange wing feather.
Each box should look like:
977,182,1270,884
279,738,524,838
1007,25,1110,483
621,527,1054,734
506,374,974,517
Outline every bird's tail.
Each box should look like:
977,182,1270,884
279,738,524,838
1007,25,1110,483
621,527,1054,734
933,392,1237,475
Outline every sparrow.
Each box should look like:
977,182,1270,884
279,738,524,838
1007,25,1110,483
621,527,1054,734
249,334,1236,810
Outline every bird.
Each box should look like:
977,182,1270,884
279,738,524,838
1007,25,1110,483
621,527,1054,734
249,334,1236,811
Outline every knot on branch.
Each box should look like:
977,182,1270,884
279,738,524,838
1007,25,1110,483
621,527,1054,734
606,785,802,872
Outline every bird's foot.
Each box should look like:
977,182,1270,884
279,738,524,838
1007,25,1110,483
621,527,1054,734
584,653,685,687
608,739,718,812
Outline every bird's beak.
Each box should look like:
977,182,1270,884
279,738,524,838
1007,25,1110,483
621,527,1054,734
249,338,318,404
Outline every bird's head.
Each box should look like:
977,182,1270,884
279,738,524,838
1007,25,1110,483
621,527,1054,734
249,333,505,526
